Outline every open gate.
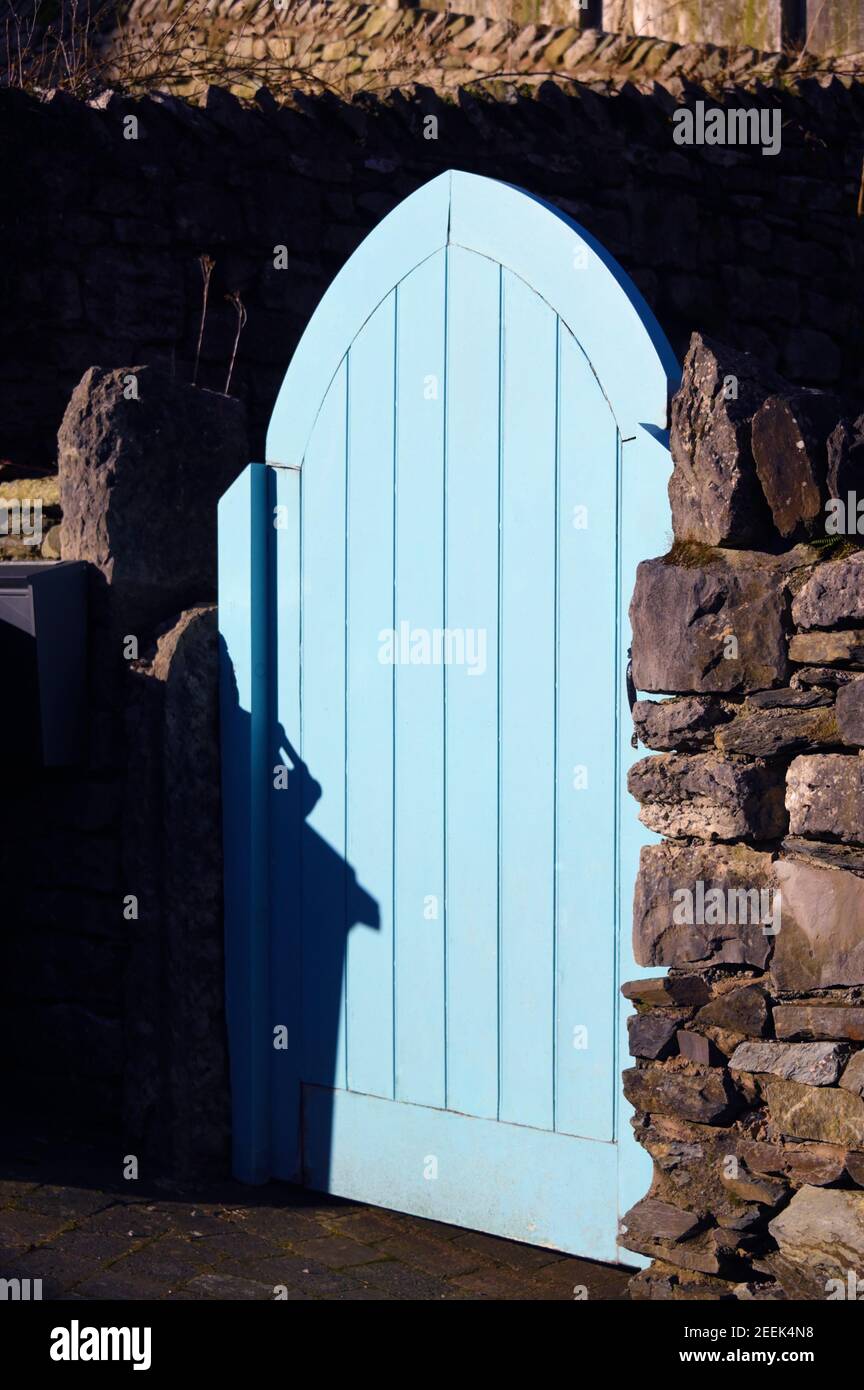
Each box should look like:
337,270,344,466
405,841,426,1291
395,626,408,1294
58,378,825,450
219,170,679,1261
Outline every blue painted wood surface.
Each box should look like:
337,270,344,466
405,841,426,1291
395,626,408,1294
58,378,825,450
220,170,679,1260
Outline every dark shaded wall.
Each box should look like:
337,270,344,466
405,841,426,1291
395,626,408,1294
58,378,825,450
1,78,863,473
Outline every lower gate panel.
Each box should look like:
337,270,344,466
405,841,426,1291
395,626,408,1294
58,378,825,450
302,1084,619,1261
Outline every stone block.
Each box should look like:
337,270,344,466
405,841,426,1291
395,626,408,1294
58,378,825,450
633,842,777,971
738,1137,848,1187
768,1188,864,1299
627,1013,680,1060
773,1004,864,1043
695,985,769,1038
826,413,864,499
630,550,796,695
621,976,711,1008
751,391,840,542
631,696,732,752
668,333,781,547
623,1065,742,1125
771,858,864,991
59,366,248,637
839,1051,864,1099
836,677,864,745
729,1040,847,1086
786,753,864,844
628,752,786,842
792,552,864,629
765,1077,864,1149
715,706,839,756
788,630,864,665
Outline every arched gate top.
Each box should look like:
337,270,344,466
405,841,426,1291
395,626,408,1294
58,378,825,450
266,169,679,467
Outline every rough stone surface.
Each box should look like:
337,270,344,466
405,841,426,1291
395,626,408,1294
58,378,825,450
623,1065,741,1125
729,1040,847,1086
667,334,781,548
826,414,864,500
714,706,839,756
768,1187,864,1299
751,392,839,542
628,752,786,842
619,1197,701,1248
720,1167,788,1206
630,550,795,695
738,1137,849,1187
123,606,230,1176
839,1051,864,1099
627,1013,680,1060
792,552,864,630
781,836,864,875
633,842,777,970
693,985,768,1040
771,858,864,991
621,976,711,1009
745,686,831,709
773,1004,864,1042
765,1077,864,1149
59,367,248,635
836,677,864,745
676,1030,724,1066
847,1152,864,1187
632,696,733,752
792,665,858,689
786,753,864,844
788,630,864,665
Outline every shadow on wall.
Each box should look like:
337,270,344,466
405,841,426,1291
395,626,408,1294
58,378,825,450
219,639,380,1190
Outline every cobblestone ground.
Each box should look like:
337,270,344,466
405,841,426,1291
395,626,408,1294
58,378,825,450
0,1132,631,1301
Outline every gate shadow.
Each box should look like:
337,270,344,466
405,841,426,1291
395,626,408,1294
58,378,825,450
220,640,380,1190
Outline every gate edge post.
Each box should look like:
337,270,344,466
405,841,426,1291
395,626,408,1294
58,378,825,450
218,461,272,1184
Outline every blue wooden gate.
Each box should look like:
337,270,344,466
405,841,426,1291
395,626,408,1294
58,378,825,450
219,170,679,1262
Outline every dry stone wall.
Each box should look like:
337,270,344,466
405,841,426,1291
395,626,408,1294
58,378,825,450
101,0,864,101
1,74,863,477
622,332,864,1300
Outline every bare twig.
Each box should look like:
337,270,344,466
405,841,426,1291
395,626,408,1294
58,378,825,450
193,254,215,387
224,292,247,396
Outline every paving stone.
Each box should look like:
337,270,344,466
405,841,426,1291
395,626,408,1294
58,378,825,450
322,1210,396,1244
14,1186,115,1222
186,1229,283,1262
74,1272,170,1299
372,1234,480,1277
350,1261,462,1300
450,1266,552,1300
532,1256,631,1300
0,1209,70,1246
104,1237,219,1282
449,1228,565,1272
183,1272,277,1300
288,1235,390,1268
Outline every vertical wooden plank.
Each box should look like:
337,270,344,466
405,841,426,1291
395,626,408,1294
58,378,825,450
394,252,446,1108
218,462,271,1183
554,329,617,1141
300,362,348,1091
345,294,395,1098
269,464,303,1178
498,271,557,1132
444,247,501,1120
